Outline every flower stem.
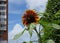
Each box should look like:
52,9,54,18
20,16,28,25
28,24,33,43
38,32,42,43
39,25,42,43
34,26,42,43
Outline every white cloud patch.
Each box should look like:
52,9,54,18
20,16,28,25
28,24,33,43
8,24,43,43
26,0,48,12
8,24,23,39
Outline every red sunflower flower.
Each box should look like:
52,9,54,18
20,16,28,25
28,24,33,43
22,10,40,26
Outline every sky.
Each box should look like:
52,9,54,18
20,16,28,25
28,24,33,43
8,0,27,31
8,0,48,43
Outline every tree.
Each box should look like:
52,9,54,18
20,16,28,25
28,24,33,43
40,0,60,43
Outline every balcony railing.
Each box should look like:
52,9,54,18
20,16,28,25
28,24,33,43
0,4,6,6
0,0,6,1
0,15,6,18
0,1,6,4
0,12,6,15
0,6,6,10
0,24,6,30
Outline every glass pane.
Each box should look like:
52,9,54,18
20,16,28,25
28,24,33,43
0,6,6,10
0,24,6,30
0,1,6,4
0,12,6,15
1,18,6,21
0,10,6,30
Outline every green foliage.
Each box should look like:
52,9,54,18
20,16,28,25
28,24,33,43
46,0,60,15
23,41,33,43
29,23,36,37
47,39,55,43
29,41,33,43
23,42,27,43
39,19,55,42
52,23,60,29
53,10,60,25
40,0,60,43
55,10,60,18
44,0,60,22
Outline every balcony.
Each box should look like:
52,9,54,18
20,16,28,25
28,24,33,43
0,12,6,15
0,18,6,21
0,4,6,6
0,21,6,25
0,0,6,1
0,10,6,12
0,1,6,4
0,15,6,18
0,6,6,10
0,24,6,30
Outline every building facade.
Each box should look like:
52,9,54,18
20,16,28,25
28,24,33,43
0,0,8,43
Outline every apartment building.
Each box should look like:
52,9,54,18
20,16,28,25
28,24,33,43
0,0,8,43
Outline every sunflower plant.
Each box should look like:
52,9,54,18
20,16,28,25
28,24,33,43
13,10,42,43
13,0,60,43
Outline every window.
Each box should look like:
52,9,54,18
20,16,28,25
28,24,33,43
0,24,6,30
0,12,6,15
0,18,6,22
0,19,1,23
0,14,6,30
0,6,6,10
0,24,6,27
0,1,6,4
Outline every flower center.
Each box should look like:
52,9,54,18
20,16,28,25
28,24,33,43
26,15,35,24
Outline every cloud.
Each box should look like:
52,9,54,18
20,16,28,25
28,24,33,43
8,24,30,43
26,0,48,12
8,24,23,39
8,24,43,43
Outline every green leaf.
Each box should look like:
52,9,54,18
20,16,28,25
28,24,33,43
39,19,52,28
55,10,60,18
29,23,36,38
29,29,33,38
30,23,36,29
38,12,50,18
28,41,33,43
52,23,60,29
53,20,60,24
47,39,55,43
13,29,26,40
39,20,55,41
23,41,27,43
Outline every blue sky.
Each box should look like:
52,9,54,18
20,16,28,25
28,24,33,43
8,0,27,31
